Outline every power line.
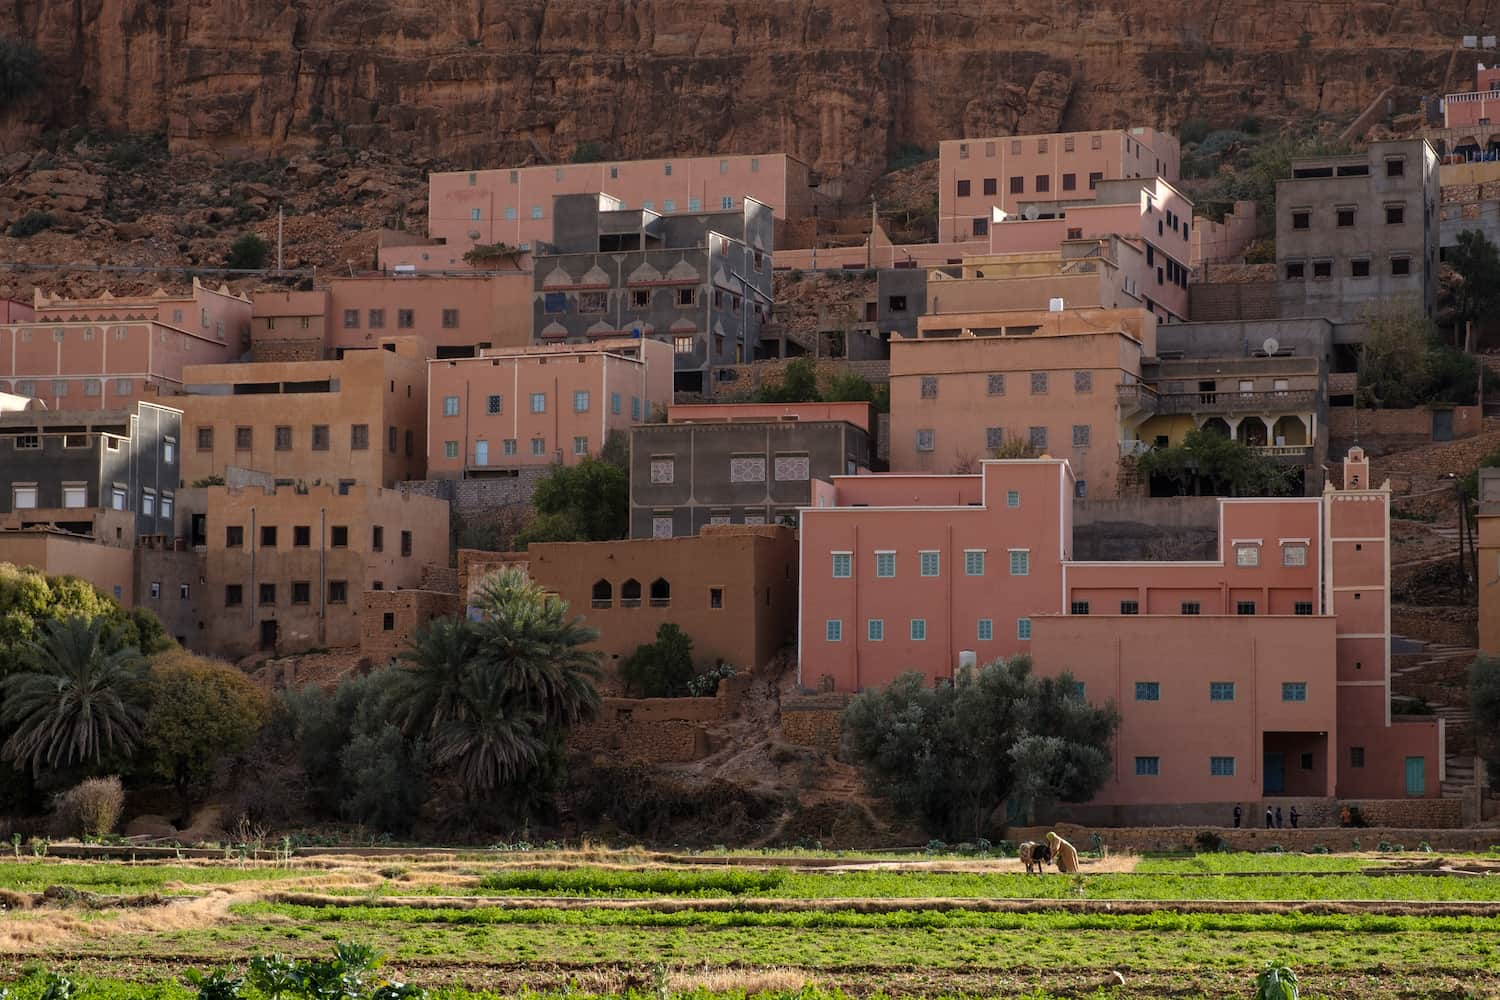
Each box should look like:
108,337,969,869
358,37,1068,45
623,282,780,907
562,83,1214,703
0,262,316,277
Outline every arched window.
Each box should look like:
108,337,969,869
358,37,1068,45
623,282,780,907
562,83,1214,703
649,577,671,607
621,578,642,608
591,579,612,608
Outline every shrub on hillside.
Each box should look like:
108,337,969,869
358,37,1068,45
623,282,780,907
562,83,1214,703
619,623,695,698
9,211,54,238
225,233,269,270
53,776,125,839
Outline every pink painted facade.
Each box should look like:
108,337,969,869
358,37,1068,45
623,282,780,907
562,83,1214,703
985,177,1194,322
668,401,874,435
1189,200,1258,267
940,128,1180,243
425,154,817,260
426,338,673,477
0,281,246,410
797,449,1443,804
893,307,1155,497
324,275,533,357
1443,65,1500,128
1,299,33,323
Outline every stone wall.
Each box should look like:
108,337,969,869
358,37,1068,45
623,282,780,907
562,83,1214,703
781,693,850,755
1072,496,1221,561
568,676,750,763
359,589,460,664
706,358,891,402
399,471,547,516
1188,281,1279,323
1328,405,1482,450
420,564,459,593
1044,793,1463,831
251,337,323,363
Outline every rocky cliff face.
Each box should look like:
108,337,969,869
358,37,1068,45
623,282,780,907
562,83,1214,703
0,1,1488,201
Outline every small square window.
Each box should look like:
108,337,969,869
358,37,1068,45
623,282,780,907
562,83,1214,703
875,552,896,578
1028,426,1047,450
1181,601,1201,615
1391,256,1411,276
1030,372,1048,394
910,619,927,641
259,582,276,605
987,373,1005,396
977,618,993,641
1295,601,1314,616
986,427,1002,450
1313,260,1332,279
1017,618,1032,640
825,619,842,642
1135,756,1160,776
1282,682,1308,702
1352,258,1371,278
919,551,940,577
1350,746,1365,767
1285,261,1305,280
1236,601,1256,615
1385,204,1405,225
915,429,935,452
1336,207,1356,227
328,581,348,604
1135,681,1160,701
1062,173,1076,191
331,525,348,548
443,395,460,417
964,550,985,576
226,526,244,548
260,525,277,547
1006,490,1019,508
351,424,369,450
957,179,971,197
1235,544,1260,567
920,376,938,399
1074,370,1093,393
234,426,253,450
1291,210,1310,230
1009,551,1029,576
832,552,852,578
1072,424,1091,448
1120,600,1139,615
1210,681,1235,702
867,619,884,641
1070,600,1090,615
1210,756,1236,777
224,584,243,607
1284,544,1308,567
530,392,547,414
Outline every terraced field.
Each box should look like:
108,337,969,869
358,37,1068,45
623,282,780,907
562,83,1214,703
3,850,1500,998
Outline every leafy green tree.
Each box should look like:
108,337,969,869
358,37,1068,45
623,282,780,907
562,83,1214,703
391,617,480,739
825,369,891,413
571,141,606,163
0,616,147,776
842,657,1119,839
1357,302,1436,409
338,724,430,832
619,623,696,697
514,456,628,547
755,357,820,403
1136,428,1296,497
1449,229,1500,333
143,650,270,807
226,233,270,270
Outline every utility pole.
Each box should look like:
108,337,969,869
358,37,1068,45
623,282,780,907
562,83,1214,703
277,204,284,273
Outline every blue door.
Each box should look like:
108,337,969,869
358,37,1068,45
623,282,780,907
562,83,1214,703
1263,753,1285,794
1405,756,1426,796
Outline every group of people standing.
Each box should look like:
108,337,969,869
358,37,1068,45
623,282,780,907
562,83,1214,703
1231,804,1300,829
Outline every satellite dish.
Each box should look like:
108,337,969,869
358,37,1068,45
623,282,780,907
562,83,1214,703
1262,337,1280,356
992,207,1009,223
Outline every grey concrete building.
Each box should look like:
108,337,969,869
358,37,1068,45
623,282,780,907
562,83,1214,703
874,267,930,341
533,193,775,394
1276,139,1440,323
628,407,874,538
0,400,182,539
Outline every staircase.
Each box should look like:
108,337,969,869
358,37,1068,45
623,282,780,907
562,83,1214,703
1390,637,1478,801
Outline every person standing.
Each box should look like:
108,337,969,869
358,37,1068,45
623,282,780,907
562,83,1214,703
1233,805,1242,829
1289,806,1300,829
1275,806,1284,829
1265,806,1274,829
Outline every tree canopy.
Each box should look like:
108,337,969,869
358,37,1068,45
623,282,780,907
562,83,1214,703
619,624,696,698
754,357,890,413
1472,655,1500,792
514,455,630,548
1449,229,1500,333
143,650,270,806
1136,428,1297,497
1358,300,1490,409
842,657,1119,839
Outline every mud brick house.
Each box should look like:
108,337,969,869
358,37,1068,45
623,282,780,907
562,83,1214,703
178,336,428,489
459,524,798,679
797,450,1443,816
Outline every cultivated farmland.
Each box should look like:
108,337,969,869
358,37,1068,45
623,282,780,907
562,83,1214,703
2,849,1500,998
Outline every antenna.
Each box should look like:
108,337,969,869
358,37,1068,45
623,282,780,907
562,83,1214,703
1262,337,1280,356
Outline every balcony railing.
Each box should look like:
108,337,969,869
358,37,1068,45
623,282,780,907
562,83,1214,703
1116,384,1316,415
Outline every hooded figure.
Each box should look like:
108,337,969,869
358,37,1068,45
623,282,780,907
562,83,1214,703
1045,831,1080,873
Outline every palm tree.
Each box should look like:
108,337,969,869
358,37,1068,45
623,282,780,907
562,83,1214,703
469,567,603,727
0,616,146,775
391,616,481,738
429,667,544,794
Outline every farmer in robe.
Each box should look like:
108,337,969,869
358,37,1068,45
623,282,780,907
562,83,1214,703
1045,831,1080,873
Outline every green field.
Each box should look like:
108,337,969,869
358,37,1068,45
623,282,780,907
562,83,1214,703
2,852,1499,999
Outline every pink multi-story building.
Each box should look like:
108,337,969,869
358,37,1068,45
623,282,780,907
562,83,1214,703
1442,64,1500,129
984,177,1194,322
891,306,1155,498
1,298,33,323
939,128,1180,243
251,275,533,362
418,154,820,264
0,280,247,410
426,338,672,478
797,449,1443,810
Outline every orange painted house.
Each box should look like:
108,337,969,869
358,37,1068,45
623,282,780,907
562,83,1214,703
797,449,1442,809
